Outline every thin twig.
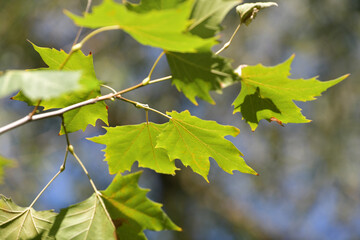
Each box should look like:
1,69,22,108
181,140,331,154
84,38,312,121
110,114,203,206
28,170,62,209
28,100,41,119
72,0,93,45
76,26,121,50
143,51,165,85
70,147,114,224
60,117,71,171
118,96,172,119
101,84,117,94
215,23,241,55
58,49,75,70
148,75,172,84
0,75,173,135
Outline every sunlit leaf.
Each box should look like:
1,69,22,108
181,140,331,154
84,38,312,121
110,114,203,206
0,70,81,100
189,0,240,38
89,123,178,175
48,194,115,240
13,43,108,134
233,55,348,130
156,110,257,181
166,51,238,105
0,195,56,240
101,172,181,239
65,0,216,52
126,0,184,12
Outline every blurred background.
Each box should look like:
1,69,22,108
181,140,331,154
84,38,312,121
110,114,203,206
0,0,359,239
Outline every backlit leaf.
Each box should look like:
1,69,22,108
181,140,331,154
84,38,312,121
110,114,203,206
0,70,81,100
233,55,348,131
89,123,178,175
65,0,216,52
0,195,56,240
126,0,184,12
189,0,241,38
166,51,238,105
156,110,257,181
13,43,108,134
101,171,181,239
48,194,115,240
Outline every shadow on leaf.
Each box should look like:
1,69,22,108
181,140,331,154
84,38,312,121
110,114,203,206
239,87,281,124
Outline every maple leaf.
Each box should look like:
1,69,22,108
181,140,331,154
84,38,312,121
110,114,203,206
101,171,181,239
233,55,348,131
166,51,238,105
188,0,240,38
89,122,178,175
0,195,56,239
156,110,257,181
13,43,108,134
126,0,184,12
65,0,216,52
48,194,115,240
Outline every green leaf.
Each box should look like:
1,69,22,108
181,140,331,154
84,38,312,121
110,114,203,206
236,2,278,26
156,110,257,181
0,155,16,184
101,171,181,239
89,123,178,175
48,194,115,240
0,195,56,240
166,51,238,105
0,70,81,101
233,55,348,131
65,0,216,52
13,43,108,134
188,0,240,38
126,0,185,12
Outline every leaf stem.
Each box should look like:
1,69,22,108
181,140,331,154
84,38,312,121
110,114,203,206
58,49,75,70
101,84,118,94
72,0,93,45
27,119,71,208
60,25,121,70
215,23,241,55
74,25,121,51
69,146,113,224
148,75,172,84
28,170,62,209
118,96,172,119
28,100,41,119
142,51,165,85
0,75,173,134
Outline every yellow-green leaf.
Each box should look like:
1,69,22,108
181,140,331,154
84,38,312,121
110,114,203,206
89,123,178,175
13,43,108,134
65,0,216,52
156,110,257,181
101,172,181,239
233,55,348,131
